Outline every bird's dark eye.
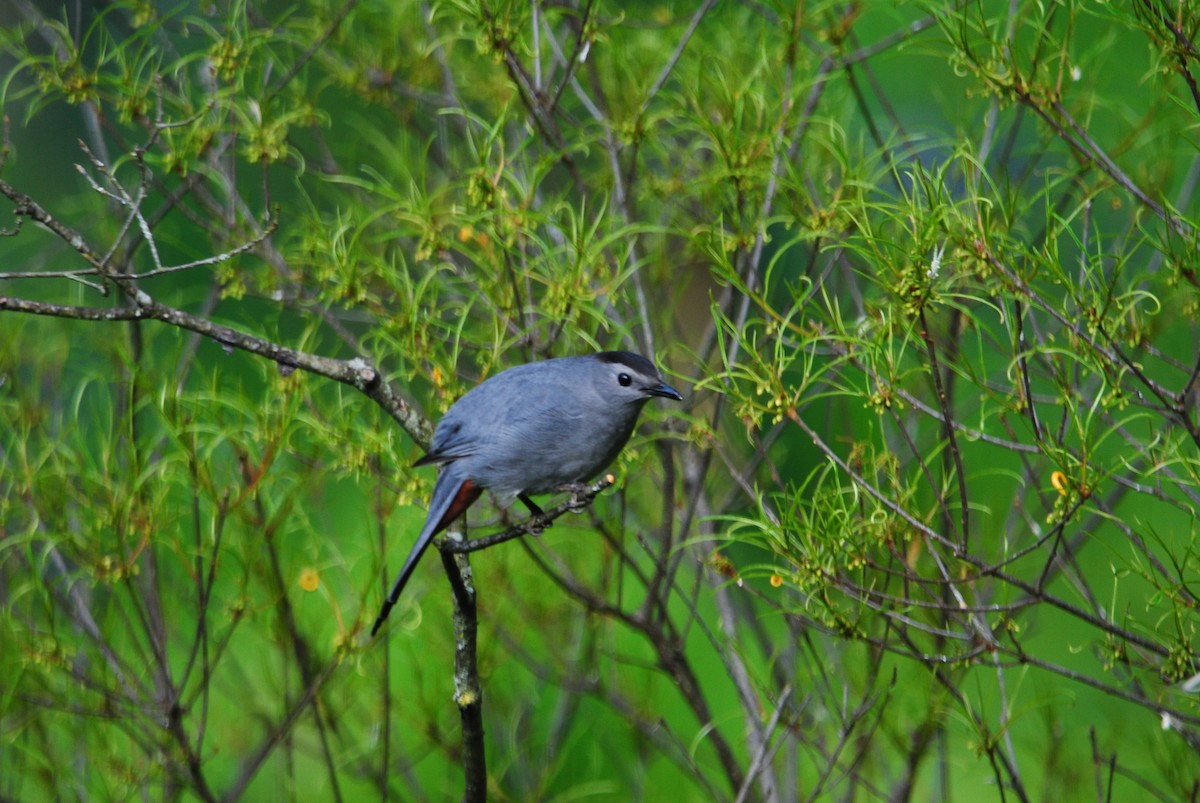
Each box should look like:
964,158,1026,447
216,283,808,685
617,372,632,387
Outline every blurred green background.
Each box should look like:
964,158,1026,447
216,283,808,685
3,1,1200,800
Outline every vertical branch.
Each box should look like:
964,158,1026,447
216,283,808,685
439,531,487,802
1012,299,1043,441
918,308,969,551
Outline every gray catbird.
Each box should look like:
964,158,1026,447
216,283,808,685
371,351,682,635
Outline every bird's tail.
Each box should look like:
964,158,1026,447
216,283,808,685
370,466,481,636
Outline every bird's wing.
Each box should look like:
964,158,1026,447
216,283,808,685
416,364,584,466
413,415,478,466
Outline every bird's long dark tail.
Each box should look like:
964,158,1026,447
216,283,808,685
371,467,482,636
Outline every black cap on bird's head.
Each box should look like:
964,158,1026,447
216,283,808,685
593,351,683,402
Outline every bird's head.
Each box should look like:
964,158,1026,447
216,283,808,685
590,351,683,407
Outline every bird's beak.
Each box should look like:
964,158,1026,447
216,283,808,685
647,381,683,401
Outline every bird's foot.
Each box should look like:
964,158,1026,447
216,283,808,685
556,482,593,512
517,493,549,535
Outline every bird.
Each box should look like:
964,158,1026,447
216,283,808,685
371,351,682,636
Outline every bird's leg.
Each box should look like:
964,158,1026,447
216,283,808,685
518,493,544,517
518,493,548,535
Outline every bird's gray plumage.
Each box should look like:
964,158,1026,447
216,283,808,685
371,351,681,635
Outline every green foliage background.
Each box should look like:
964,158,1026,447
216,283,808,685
2,0,1200,800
